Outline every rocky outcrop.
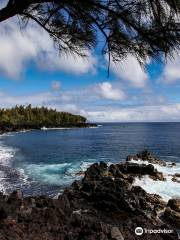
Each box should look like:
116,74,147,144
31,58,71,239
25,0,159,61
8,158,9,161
171,173,180,183
167,199,180,212
116,162,166,181
162,199,180,228
0,152,179,240
126,150,167,166
163,207,180,228
172,177,180,183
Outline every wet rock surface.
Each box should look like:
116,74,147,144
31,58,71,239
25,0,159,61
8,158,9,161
167,199,180,212
127,150,167,166
171,174,180,183
116,162,166,181
0,151,179,240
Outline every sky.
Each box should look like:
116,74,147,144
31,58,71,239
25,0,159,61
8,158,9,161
1,5,180,122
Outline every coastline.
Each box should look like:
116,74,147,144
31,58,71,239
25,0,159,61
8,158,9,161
0,150,179,239
0,123,97,135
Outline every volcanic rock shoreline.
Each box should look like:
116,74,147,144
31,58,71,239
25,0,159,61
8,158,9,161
0,150,179,240
0,122,97,135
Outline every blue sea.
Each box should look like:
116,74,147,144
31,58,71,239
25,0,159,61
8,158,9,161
0,123,180,199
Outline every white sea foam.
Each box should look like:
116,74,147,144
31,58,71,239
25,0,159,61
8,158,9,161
41,127,71,131
0,138,19,193
78,161,93,171
0,170,6,192
26,162,71,174
0,133,15,137
19,129,31,133
0,143,16,166
131,159,180,202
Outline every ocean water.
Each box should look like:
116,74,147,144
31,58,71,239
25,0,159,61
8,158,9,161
0,122,180,200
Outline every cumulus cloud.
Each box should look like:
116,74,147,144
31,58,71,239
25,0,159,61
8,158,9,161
1,87,180,122
110,55,148,88
0,0,7,8
38,49,97,75
0,90,88,117
0,91,55,107
161,52,180,84
94,82,126,100
0,18,96,78
86,104,180,122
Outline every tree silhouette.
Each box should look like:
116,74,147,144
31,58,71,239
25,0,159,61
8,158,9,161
0,105,87,129
0,0,180,66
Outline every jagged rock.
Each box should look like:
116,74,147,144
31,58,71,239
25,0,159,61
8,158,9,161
71,180,83,190
75,170,84,176
168,162,176,167
111,227,124,240
172,177,180,183
126,150,166,166
108,164,134,183
167,199,180,212
58,194,71,212
150,172,165,181
0,207,7,220
126,155,136,161
9,190,23,200
117,162,165,181
171,173,180,183
83,162,109,182
0,152,178,240
163,207,180,228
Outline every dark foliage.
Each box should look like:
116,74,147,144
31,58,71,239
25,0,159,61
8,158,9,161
0,0,180,67
0,105,86,129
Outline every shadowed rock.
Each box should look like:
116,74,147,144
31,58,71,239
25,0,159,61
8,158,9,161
0,152,179,240
126,150,166,166
167,199,180,212
163,207,180,228
116,162,166,181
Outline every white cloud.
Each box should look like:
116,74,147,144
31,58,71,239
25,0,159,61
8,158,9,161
0,22,38,78
110,55,148,88
0,91,55,107
1,89,180,122
86,104,180,122
51,81,61,91
94,82,126,100
0,18,96,78
161,52,180,84
38,50,96,75
0,0,7,8
0,90,88,117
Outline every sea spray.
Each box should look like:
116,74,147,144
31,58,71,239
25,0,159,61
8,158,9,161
131,159,180,201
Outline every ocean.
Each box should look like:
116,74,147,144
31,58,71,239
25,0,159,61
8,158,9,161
0,122,179,200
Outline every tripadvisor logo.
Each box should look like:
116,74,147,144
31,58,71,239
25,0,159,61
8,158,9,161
135,227,174,236
135,227,143,236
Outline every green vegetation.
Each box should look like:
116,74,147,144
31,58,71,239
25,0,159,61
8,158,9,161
0,105,88,131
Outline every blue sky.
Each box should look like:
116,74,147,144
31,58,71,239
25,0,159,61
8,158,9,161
0,12,180,122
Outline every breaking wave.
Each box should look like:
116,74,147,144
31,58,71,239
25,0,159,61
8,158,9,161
0,136,18,193
24,161,93,186
131,159,180,201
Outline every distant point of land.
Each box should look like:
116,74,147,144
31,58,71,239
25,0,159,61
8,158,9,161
0,105,96,134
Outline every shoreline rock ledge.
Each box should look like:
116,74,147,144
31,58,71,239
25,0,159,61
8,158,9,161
0,151,179,240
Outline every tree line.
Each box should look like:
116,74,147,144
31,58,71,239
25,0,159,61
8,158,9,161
0,105,87,130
